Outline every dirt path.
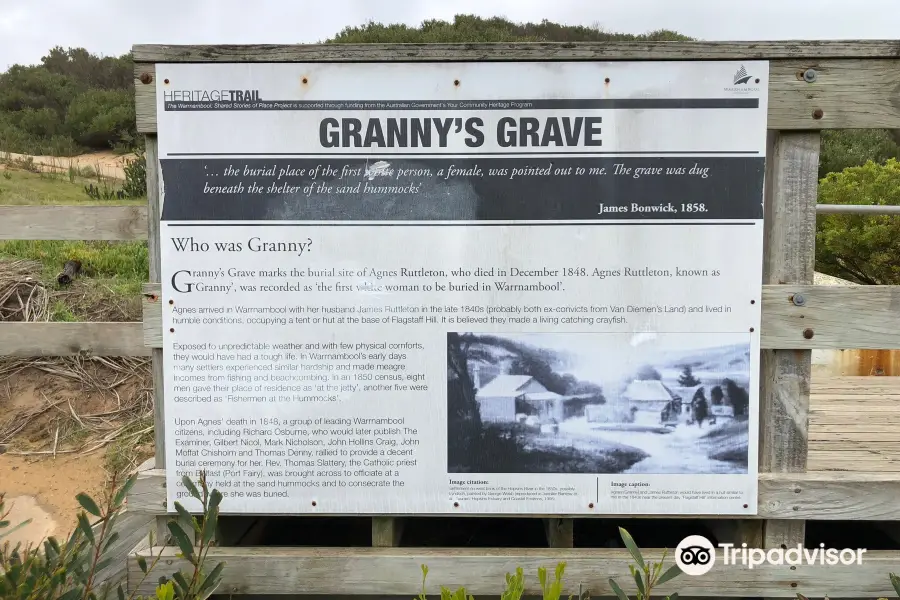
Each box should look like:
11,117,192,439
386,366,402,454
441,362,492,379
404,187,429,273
0,150,134,180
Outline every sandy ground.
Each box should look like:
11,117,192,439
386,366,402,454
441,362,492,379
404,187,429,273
0,150,135,180
1,452,108,547
0,362,150,549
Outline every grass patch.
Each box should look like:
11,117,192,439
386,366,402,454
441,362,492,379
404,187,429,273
0,161,148,321
0,166,142,205
0,240,148,321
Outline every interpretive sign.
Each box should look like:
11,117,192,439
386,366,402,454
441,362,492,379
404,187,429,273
156,60,769,515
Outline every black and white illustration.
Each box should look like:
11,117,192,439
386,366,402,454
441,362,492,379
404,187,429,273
447,332,752,475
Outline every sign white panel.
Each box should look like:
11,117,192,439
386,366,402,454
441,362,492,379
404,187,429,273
156,60,769,515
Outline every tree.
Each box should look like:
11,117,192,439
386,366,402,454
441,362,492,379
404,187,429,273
677,365,701,387
723,378,749,418
40,46,132,90
65,88,135,148
635,365,662,380
819,129,900,178
815,158,900,284
446,333,483,468
327,14,692,44
0,47,136,155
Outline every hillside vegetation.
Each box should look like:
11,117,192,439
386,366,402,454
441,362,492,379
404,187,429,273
0,47,136,157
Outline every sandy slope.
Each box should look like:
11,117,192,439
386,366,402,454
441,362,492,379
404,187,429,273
0,363,151,549
1,150,136,180
1,453,108,547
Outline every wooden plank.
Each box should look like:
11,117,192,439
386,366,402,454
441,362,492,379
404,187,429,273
0,206,148,240
759,131,819,578
142,283,163,345
807,454,900,472
371,517,404,547
767,58,900,130
145,136,164,474
132,40,900,62
543,518,574,547
0,322,149,357
134,58,900,133
760,472,900,519
810,403,900,411
139,282,900,349
135,65,156,134
808,374,900,472
809,413,900,425
761,285,900,349
811,376,900,392
127,545,899,598
813,381,900,391
127,469,900,520
810,432,900,442
93,510,155,587
144,134,172,549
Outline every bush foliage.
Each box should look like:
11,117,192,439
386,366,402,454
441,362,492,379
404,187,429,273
4,479,900,599
816,158,900,284
327,14,691,44
0,472,224,600
0,47,135,156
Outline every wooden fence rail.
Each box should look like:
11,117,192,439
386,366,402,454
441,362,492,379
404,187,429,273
7,282,899,357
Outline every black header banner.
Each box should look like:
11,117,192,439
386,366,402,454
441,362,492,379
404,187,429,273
159,157,764,222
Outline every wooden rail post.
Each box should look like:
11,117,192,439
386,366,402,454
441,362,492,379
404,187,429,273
759,131,820,570
145,135,168,542
145,135,194,543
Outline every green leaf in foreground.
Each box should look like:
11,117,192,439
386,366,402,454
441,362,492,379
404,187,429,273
608,578,629,600
618,526,645,570
167,522,194,560
657,564,683,586
75,492,102,517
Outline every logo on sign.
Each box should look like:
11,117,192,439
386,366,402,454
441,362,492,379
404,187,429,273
675,535,716,576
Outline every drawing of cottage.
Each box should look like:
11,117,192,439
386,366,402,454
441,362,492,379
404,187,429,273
621,379,679,425
473,373,564,423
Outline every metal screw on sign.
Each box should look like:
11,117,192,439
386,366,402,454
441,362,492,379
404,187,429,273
803,68,818,83
792,293,806,306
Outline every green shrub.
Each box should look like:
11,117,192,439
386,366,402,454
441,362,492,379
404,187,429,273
816,158,900,284
0,471,225,600
608,527,681,600
122,147,147,198
64,89,135,150
418,527,679,600
418,526,900,600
